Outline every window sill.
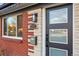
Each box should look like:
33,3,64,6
2,36,22,40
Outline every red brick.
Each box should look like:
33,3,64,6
0,12,29,56
28,45,34,50
28,50,34,53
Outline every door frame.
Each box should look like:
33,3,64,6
45,4,73,56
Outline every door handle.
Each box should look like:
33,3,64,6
46,34,49,47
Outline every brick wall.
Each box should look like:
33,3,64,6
0,6,42,56
0,12,28,56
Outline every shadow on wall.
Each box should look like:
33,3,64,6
0,46,7,56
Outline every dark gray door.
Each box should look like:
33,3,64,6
46,4,73,56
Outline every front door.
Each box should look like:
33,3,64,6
46,4,73,56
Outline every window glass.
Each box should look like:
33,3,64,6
3,15,23,39
49,8,68,24
49,47,68,56
7,17,16,36
4,18,7,35
17,15,22,37
49,29,68,44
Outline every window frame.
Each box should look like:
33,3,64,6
2,14,23,40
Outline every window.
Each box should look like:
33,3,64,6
3,15,23,39
49,47,68,56
17,15,23,37
7,17,16,36
49,29,68,44
48,8,68,24
4,18,7,35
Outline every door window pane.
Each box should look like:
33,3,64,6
7,17,16,36
49,47,68,56
48,8,68,24
49,29,68,44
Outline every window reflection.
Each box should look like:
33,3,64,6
3,15,23,38
17,15,23,37
49,47,68,56
49,8,68,24
7,17,16,36
49,29,68,44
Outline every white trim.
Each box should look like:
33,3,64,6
7,17,8,36
41,8,46,56
73,3,75,56
28,44,34,46
16,16,18,37
28,49,34,51
2,35,22,40
2,17,4,36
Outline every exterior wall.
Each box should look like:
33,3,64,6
27,8,42,56
0,5,43,56
73,4,79,56
0,3,75,56
27,3,65,56
0,13,28,56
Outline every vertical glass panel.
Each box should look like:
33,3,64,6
48,8,68,24
49,47,68,56
4,18,7,35
17,15,22,37
49,29,68,44
7,17,16,36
